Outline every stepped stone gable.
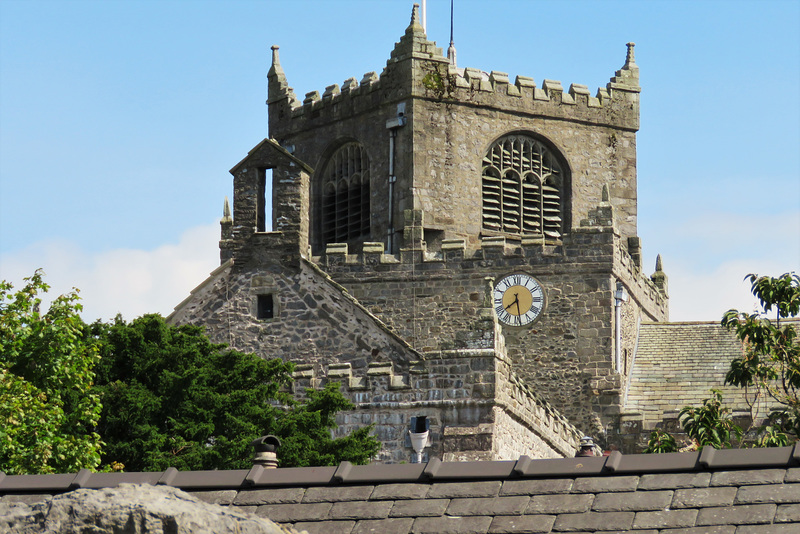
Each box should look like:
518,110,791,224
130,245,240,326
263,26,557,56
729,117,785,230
170,3,685,459
3,447,800,533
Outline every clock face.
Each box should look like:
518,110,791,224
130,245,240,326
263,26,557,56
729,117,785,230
492,273,545,326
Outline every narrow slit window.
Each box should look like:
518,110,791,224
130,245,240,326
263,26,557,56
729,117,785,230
257,294,274,320
257,168,268,232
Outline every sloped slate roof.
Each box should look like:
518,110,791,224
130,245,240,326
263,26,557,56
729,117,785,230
2,447,800,533
626,322,751,426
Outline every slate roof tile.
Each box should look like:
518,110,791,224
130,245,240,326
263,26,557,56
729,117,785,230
488,514,555,533
526,493,593,514
446,495,530,516
695,504,778,526
632,508,699,529
390,498,449,517
412,514,493,533
427,480,502,499
3,447,800,533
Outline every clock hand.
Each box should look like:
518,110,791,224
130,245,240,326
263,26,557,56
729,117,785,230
505,294,519,311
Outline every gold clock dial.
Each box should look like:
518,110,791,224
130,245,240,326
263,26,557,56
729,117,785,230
492,274,544,326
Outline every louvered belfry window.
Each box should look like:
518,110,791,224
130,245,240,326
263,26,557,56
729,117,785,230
320,142,370,244
482,135,564,238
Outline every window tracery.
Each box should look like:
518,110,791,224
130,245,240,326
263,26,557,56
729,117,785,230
482,135,565,238
320,142,370,244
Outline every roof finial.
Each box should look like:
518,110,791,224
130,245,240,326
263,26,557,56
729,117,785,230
268,44,286,82
609,41,639,88
222,196,231,221
271,45,281,67
624,42,636,69
407,3,424,34
447,0,457,67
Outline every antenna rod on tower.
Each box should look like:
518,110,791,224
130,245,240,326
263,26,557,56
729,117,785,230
421,0,427,33
450,0,454,43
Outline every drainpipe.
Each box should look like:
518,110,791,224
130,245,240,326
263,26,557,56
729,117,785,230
614,283,628,373
385,103,407,254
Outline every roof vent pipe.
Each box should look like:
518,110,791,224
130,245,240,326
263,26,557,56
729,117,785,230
614,282,628,372
409,416,429,463
576,436,597,457
251,435,281,469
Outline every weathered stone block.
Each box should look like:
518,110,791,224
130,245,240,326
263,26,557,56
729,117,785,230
427,481,501,499
632,509,699,529
389,498,449,518
672,487,737,509
527,493,592,514
736,483,800,504
255,503,331,522
711,470,786,487
553,511,635,531
696,504,777,526
500,478,573,495
234,488,305,505
352,517,414,534
488,514,556,533
446,496,529,516
592,490,672,512
638,472,711,490
572,475,639,493
293,520,355,534
303,486,374,503
329,500,392,520
370,483,430,501
411,515,493,534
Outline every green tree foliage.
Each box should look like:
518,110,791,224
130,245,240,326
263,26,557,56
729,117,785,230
679,389,743,450
0,271,103,474
722,273,800,441
93,314,380,471
643,428,678,454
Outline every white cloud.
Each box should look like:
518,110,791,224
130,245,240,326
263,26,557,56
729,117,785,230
644,209,799,321
668,258,798,322
0,224,220,322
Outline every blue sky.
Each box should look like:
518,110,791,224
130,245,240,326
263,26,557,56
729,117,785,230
1,0,798,322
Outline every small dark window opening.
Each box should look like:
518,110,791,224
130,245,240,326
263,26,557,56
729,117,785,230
257,168,267,232
257,294,274,319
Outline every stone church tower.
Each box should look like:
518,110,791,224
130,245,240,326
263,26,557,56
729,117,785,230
170,4,669,461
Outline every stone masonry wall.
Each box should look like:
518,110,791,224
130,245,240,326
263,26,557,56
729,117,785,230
412,97,639,246
294,346,579,463
317,225,667,440
169,259,418,370
267,10,641,253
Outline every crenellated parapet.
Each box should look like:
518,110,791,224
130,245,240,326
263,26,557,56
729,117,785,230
267,4,640,138
289,344,581,461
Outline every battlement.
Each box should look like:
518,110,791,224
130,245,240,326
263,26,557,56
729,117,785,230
268,6,640,136
290,346,581,461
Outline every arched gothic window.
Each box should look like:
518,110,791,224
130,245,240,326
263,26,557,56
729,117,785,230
320,142,370,244
482,134,565,238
